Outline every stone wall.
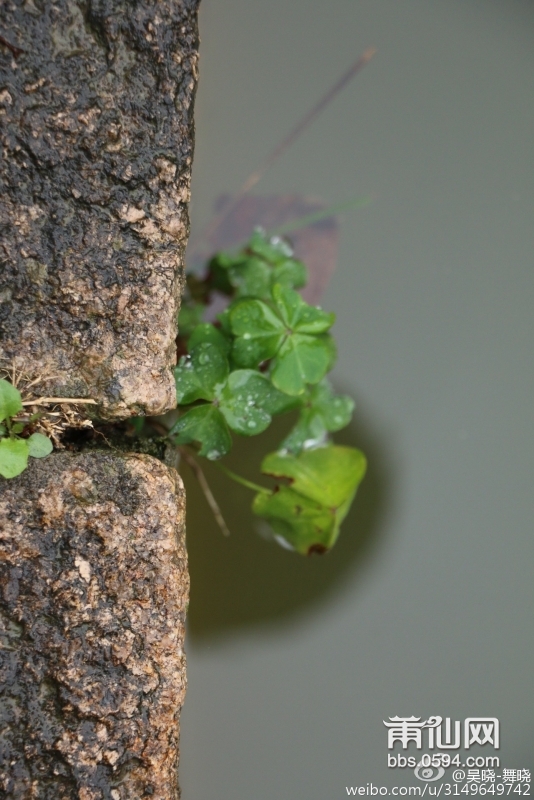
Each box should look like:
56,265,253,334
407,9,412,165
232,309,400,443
0,2,199,796
0,0,199,419
0,453,188,798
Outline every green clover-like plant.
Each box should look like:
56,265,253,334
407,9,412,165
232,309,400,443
169,229,366,554
230,283,335,395
0,379,53,479
170,341,296,457
209,228,307,300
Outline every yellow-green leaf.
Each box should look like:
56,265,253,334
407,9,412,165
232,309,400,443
253,445,366,554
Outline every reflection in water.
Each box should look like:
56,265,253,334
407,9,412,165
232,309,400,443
184,391,396,642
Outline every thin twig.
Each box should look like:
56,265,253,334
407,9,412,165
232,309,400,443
23,374,62,390
238,47,376,196
190,46,376,256
91,427,114,449
21,397,98,407
179,447,231,537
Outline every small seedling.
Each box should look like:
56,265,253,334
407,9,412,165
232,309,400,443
0,378,53,478
168,229,366,555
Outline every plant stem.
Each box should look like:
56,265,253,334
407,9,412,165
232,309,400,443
179,447,232,537
216,463,269,494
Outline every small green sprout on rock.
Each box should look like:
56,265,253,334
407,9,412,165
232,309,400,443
0,379,53,479
169,229,367,555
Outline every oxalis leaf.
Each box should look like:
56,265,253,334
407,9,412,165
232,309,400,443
248,230,308,291
0,379,23,423
247,228,294,263
188,322,232,356
271,257,307,291
271,283,334,334
174,342,229,405
229,297,284,367
0,438,30,479
252,445,366,555
172,370,297,457
225,255,273,300
281,379,355,454
230,283,335,395
169,404,232,460
270,333,334,396
218,370,298,436
210,230,307,300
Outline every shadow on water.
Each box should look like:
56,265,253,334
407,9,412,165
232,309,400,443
184,388,398,643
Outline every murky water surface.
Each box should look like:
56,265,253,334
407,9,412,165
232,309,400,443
180,1,534,796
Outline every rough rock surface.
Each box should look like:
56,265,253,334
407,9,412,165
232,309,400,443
0,452,188,799
0,0,200,419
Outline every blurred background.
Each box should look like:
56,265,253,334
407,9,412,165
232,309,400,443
179,0,534,796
